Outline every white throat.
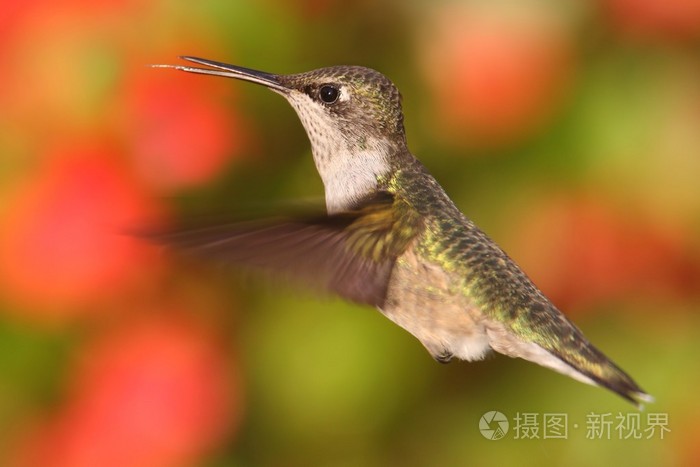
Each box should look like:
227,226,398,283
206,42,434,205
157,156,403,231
316,143,390,213
285,92,392,213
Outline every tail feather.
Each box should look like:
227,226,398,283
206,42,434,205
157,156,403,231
553,342,654,408
486,322,653,408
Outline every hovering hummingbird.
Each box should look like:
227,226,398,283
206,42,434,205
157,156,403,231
153,56,652,407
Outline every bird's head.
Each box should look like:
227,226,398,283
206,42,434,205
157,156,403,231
154,57,410,212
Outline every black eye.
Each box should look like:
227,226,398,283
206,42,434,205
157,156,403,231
319,85,339,104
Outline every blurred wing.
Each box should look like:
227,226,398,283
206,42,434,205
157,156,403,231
149,192,423,308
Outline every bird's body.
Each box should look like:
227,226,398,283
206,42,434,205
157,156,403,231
153,57,652,406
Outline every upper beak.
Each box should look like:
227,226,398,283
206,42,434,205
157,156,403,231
152,56,289,93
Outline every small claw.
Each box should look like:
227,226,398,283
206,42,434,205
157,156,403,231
434,351,454,364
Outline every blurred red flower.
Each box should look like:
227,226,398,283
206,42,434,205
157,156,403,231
120,67,249,191
0,143,163,317
509,194,700,312
10,317,236,467
420,6,572,147
603,0,700,41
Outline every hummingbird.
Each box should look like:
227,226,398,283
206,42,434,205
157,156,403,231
152,56,652,407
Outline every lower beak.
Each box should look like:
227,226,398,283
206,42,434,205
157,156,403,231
152,56,289,93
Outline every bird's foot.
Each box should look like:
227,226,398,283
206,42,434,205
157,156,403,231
433,350,454,364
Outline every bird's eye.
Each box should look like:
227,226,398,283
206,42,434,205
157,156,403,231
319,85,340,104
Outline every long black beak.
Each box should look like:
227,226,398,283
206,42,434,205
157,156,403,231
152,56,289,93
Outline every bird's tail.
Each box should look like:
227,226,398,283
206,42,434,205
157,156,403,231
549,338,654,408
486,322,653,408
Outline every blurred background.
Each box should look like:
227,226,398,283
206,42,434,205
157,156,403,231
1,0,699,466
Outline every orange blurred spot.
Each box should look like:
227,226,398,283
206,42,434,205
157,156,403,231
121,68,249,191
421,6,572,147
604,0,700,41
10,317,235,467
509,193,700,312
0,143,163,317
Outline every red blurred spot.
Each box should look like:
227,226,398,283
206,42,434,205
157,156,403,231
604,0,700,41
0,2,35,44
0,143,162,317
421,7,572,147
0,1,156,133
10,318,235,467
121,68,249,191
297,0,340,18
510,194,700,312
